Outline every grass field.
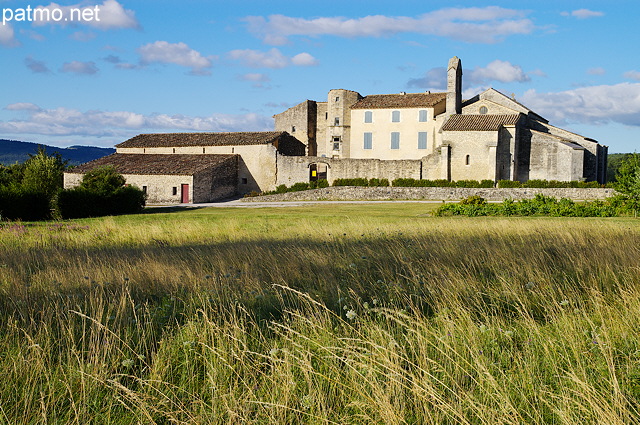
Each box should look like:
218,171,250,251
0,204,639,424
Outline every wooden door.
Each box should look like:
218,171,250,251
181,184,189,203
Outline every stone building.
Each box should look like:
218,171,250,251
274,56,608,184
64,131,305,203
65,56,608,204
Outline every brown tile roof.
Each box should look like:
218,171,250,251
116,131,286,148
350,92,446,110
68,154,237,175
442,114,523,131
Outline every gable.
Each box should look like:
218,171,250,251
464,88,548,123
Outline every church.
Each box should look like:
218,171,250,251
64,57,607,204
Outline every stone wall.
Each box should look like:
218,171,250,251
276,155,422,187
243,186,617,202
193,156,238,203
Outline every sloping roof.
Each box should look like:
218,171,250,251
442,114,523,131
350,92,446,109
116,131,286,148
463,88,548,123
530,130,586,150
68,154,237,175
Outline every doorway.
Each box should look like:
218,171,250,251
181,184,190,203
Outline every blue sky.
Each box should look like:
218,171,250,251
1,0,639,152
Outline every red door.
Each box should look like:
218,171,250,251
181,184,190,203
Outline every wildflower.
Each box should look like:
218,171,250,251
504,330,514,338
479,324,488,333
525,281,536,290
346,310,357,320
559,299,570,306
363,302,370,309
121,358,135,368
372,298,379,306
269,348,280,357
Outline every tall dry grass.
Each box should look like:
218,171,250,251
0,205,638,423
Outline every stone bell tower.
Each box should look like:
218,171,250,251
446,56,462,116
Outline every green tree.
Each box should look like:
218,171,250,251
614,153,640,215
79,165,126,195
21,147,67,197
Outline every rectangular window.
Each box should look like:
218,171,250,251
241,178,248,184
333,137,340,151
364,111,372,123
142,186,147,194
334,117,340,126
392,110,400,122
291,125,296,133
391,132,400,149
418,132,427,150
363,132,372,150
172,187,177,196
335,96,340,102
419,110,428,122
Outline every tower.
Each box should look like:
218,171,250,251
446,56,462,116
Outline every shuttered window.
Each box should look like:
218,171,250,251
418,132,427,149
391,132,400,149
364,132,373,149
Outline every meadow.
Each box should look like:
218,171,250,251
0,204,639,424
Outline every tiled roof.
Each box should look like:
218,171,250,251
116,131,286,148
442,114,523,131
350,92,447,110
68,154,236,175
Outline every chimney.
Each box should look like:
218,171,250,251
446,56,462,116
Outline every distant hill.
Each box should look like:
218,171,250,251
0,139,114,166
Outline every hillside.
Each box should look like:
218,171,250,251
0,139,114,166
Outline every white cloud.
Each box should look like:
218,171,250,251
25,56,52,73
520,83,640,127
228,48,318,68
0,22,19,47
61,60,99,75
137,41,213,75
291,52,319,66
5,103,42,112
623,71,640,81
31,0,140,30
408,59,531,89
0,104,274,145
468,60,530,84
561,9,604,19
69,31,96,41
245,7,535,45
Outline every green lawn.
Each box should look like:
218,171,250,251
0,205,639,424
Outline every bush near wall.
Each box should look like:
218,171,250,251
392,179,494,188
54,186,146,219
0,187,51,221
435,194,631,217
497,179,605,188
258,179,330,196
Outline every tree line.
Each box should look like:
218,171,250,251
0,147,145,221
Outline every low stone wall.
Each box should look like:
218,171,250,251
242,186,617,202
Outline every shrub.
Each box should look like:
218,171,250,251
332,178,369,187
289,182,310,192
79,166,126,195
0,187,51,221
497,180,522,188
368,178,390,187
